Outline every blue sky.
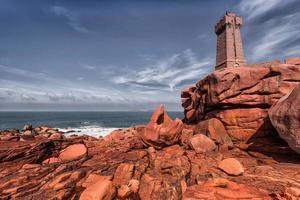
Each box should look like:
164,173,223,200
0,0,299,111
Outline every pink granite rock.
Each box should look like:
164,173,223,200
59,144,87,161
141,104,183,149
189,134,217,153
269,84,300,153
182,64,300,142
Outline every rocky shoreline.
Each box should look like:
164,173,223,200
1,55,300,199
1,91,300,199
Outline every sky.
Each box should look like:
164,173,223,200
0,0,299,111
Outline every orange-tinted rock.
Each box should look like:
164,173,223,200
44,170,86,191
180,126,194,147
117,179,140,198
82,174,112,188
284,187,300,199
117,185,131,198
141,104,183,149
128,179,139,193
186,109,196,121
23,130,36,136
58,144,87,162
79,180,115,200
189,134,217,153
218,158,244,176
42,157,61,165
22,163,41,169
138,174,181,200
182,64,300,142
49,132,63,140
138,144,191,199
269,84,300,153
0,135,20,141
0,123,299,199
113,163,134,186
183,179,271,199
181,180,187,194
285,57,300,65
194,118,233,147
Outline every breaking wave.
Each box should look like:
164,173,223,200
59,125,121,138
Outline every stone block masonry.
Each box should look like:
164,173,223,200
215,12,246,69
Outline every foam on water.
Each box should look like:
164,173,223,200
59,125,121,138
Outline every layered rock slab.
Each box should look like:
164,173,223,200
183,179,271,199
182,63,300,142
0,125,300,199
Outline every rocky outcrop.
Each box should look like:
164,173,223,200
141,104,183,149
0,121,300,199
181,61,300,142
1,104,300,199
269,84,300,153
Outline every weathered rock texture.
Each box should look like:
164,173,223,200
182,58,300,142
141,104,183,149
269,83,300,153
1,106,300,199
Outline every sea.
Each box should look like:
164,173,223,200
0,111,184,137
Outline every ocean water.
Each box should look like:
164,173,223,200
0,112,184,137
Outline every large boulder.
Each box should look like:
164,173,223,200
182,63,300,142
189,134,217,153
269,84,300,153
141,104,183,149
218,158,244,176
59,144,87,162
194,118,233,147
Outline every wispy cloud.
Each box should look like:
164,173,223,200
250,13,300,60
20,94,36,101
238,0,296,20
0,63,175,107
51,6,89,33
113,49,212,91
80,64,96,70
238,0,300,62
196,34,208,40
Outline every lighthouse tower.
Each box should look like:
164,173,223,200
215,12,246,70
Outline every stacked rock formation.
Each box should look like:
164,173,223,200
181,57,300,142
1,105,300,199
